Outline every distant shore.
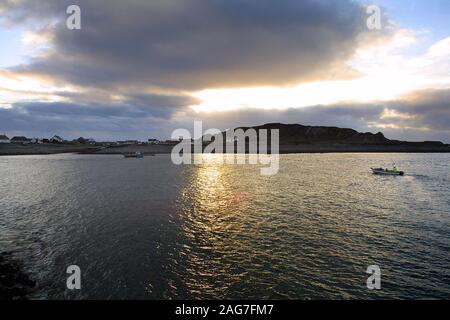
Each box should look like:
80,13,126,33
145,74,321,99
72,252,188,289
1,143,449,156
0,143,102,156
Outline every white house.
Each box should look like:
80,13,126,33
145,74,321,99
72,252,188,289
11,136,30,144
0,134,10,144
147,139,160,145
30,138,43,144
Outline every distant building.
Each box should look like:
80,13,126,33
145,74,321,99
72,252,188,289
164,139,182,145
30,138,43,144
0,134,10,144
11,136,30,144
76,137,87,144
147,139,159,145
50,135,64,143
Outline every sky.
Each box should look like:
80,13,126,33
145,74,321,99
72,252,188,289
0,0,449,142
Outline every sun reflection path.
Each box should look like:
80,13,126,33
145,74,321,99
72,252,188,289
170,155,264,298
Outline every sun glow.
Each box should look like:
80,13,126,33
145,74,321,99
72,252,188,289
190,33,450,113
190,74,419,113
0,71,75,106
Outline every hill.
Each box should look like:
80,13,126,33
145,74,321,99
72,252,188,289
221,123,449,153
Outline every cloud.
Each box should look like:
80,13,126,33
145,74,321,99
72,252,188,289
380,89,450,134
2,0,375,90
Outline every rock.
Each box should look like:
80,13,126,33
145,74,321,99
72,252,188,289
0,252,36,300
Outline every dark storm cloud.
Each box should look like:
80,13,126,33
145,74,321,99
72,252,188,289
3,0,372,89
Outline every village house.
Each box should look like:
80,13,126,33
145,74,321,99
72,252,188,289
11,136,30,144
30,138,43,144
0,134,10,143
75,137,86,144
147,139,160,145
50,135,64,143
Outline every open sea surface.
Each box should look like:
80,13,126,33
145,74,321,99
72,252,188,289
0,153,449,299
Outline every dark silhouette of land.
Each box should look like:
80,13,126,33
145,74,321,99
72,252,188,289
236,123,450,153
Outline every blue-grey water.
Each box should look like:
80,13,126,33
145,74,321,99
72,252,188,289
0,153,449,299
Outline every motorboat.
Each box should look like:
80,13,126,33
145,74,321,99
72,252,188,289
371,167,404,176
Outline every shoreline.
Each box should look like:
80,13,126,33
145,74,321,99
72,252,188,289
1,143,449,156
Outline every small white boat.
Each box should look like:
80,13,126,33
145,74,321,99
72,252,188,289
123,151,144,158
371,168,404,176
